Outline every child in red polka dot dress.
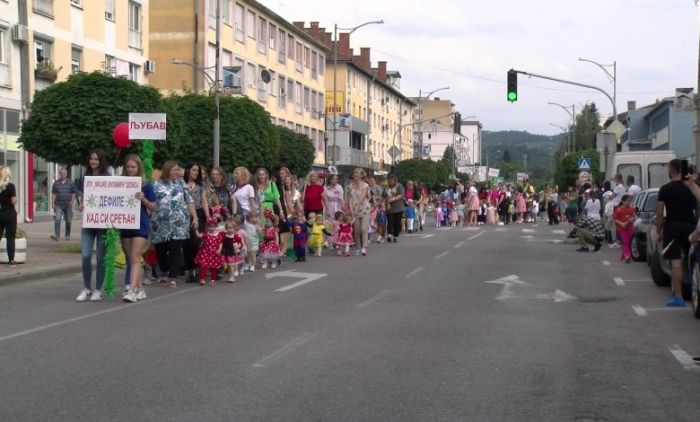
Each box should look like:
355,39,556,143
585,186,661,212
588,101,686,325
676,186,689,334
195,218,224,285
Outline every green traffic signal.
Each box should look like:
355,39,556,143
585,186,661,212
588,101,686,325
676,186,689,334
507,69,518,102
507,91,517,102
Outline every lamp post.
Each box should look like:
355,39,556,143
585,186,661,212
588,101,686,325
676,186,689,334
332,19,384,166
416,86,449,158
578,57,617,122
550,123,570,156
548,102,576,152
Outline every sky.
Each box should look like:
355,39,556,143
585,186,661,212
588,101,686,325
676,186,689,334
258,0,699,136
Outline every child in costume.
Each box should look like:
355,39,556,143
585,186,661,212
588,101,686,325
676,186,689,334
308,213,329,257
194,218,224,286
221,218,245,283
288,212,309,262
259,210,281,269
335,213,355,256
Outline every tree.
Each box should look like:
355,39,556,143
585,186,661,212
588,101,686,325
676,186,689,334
165,93,278,170
275,126,315,177
19,71,163,166
502,149,511,163
572,102,601,151
395,158,451,191
442,145,456,166
554,148,601,190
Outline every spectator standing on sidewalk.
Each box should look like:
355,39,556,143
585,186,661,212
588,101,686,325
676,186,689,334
50,166,77,241
0,165,18,267
626,175,641,197
655,159,697,307
383,174,405,243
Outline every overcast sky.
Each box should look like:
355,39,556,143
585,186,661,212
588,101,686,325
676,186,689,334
259,0,699,135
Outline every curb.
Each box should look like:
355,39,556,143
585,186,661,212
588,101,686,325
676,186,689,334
0,263,82,286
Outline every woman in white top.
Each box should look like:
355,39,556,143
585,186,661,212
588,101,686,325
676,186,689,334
584,190,601,220
231,166,256,221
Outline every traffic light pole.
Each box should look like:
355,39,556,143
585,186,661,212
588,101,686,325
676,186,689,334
512,70,617,122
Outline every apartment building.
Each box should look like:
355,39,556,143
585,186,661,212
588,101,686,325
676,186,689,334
149,0,327,166
298,23,416,175
1,0,151,221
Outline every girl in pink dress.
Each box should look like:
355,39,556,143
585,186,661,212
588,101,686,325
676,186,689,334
195,218,224,286
222,218,245,283
515,190,527,223
335,214,355,256
259,213,281,269
486,201,497,225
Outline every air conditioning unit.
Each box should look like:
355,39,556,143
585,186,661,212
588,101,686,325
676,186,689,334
12,24,29,43
144,60,156,74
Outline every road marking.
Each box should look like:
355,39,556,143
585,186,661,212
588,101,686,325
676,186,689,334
454,241,465,248
357,289,392,308
253,332,318,368
526,238,564,243
461,227,479,231
0,287,199,343
495,228,508,232
421,234,435,239
267,270,327,292
614,277,625,286
669,345,700,371
552,230,566,235
602,260,611,266
632,306,648,316
522,229,535,233
615,277,652,286
468,231,485,241
405,266,425,278
435,251,450,259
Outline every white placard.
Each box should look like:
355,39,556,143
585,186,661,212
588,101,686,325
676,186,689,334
517,172,528,181
488,167,500,177
82,176,142,229
129,113,167,140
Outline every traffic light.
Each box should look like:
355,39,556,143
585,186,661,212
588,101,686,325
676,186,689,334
507,69,518,102
453,112,461,133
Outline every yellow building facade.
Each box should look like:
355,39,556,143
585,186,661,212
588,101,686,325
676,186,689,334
149,0,327,166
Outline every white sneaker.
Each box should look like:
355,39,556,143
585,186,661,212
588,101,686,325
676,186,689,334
234,269,239,276
262,262,268,269
123,290,137,303
136,288,147,301
243,264,249,271
249,265,255,272
271,262,277,269
76,288,91,302
89,290,103,302
239,268,245,275
354,249,362,256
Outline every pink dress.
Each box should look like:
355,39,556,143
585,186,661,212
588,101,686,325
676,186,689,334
486,206,497,225
469,194,480,211
516,193,527,213
335,223,355,246
260,227,281,260
195,232,224,268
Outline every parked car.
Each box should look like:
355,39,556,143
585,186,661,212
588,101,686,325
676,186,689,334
646,216,692,300
688,243,700,318
630,188,658,262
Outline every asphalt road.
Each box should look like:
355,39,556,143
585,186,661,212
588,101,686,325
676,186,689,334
1,223,700,421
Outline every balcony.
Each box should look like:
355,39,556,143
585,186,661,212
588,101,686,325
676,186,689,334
327,146,371,167
128,29,142,50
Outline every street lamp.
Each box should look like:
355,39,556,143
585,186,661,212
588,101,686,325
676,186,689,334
550,123,570,156
578,57,617,122
548,102,576,152
332,19,384,166
416,86,449,158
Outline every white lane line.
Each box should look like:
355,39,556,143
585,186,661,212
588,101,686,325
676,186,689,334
421,234,435,239
669,345,700,371
602,260,611,266
454,241,465,248
357,290,392,308
0,288,199,343
614,277,625,286
552,230,566,235
495,228,508,232
522,229,535,233
253,332,318,368
632,306,648,316
435,251,450,259
468,231,485,241
405,266,425,278
643,307,688,312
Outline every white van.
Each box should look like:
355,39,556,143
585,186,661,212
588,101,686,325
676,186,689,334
609,151,676,190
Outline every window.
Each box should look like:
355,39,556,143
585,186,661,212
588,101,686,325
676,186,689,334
268,70,276,96
0,29,8,86
104,54,116,76
304,46,310,68
303,87,310,111
246,10,255,39
310,90,317,114
278,75,286,107
319,55,324,75
246,62,256,93
311,51,318,79
207,0,216,28
129,62,139,83
269,24,276,50
128,1,142,49
104,0,115,20
318,93,324,115
223,0,232,25
34,39,52,67
33,0,54,16
71,48,81,74
287,78,294,104
257,66,267,101
234,57,245,89
295,82,302,113
234,3,244,42
295,42,303,71
257,17,267,53
278,30,286,63
311,129,318,150
296,124,302,134
287,35,294,60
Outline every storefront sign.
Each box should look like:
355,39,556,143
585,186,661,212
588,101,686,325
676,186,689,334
82,176,142,229
325,91,344,114
129,113,167,140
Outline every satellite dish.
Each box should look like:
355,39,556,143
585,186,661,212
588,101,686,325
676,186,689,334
260,69,271,84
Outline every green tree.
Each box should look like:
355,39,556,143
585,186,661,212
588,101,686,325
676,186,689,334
19,71,163,166
275,126,315,177
442,145,456,166
502,149,511,163
395,158,451,191
572,102,601,151
554,148,601,189
165,93,278,170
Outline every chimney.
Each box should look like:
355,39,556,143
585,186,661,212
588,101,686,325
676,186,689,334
293,21,305,30
376,61,387,83
627,101,636,112
338,33,351,59
309,22,321,38
359,47,371,70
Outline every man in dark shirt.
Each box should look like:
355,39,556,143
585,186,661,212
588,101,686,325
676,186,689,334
655,159,697,307
51,167,77,240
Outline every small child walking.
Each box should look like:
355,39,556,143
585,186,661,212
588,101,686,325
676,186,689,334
243,213,262,272
405,199,417,233
288,212,309,262
531,200,539,224
259,212,281,269
486,201,497,225
221,218,245,283
449,201,458,227
194,218,224,286
308,214,327,257
613,194,636,263
335,214,355,256
376,205,387,243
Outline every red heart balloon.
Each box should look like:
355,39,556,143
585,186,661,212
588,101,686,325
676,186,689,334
112,122,131,148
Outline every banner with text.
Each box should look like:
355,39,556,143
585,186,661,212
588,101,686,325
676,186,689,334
82,176,142,229
129,113,167,140
325,91,345,114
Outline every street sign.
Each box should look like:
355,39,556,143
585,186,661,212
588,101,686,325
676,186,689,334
606,120,626,139
387,146,401,160
129,113,166,140
577,157,592,171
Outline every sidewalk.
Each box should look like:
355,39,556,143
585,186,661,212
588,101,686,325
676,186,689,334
0,218,85,285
